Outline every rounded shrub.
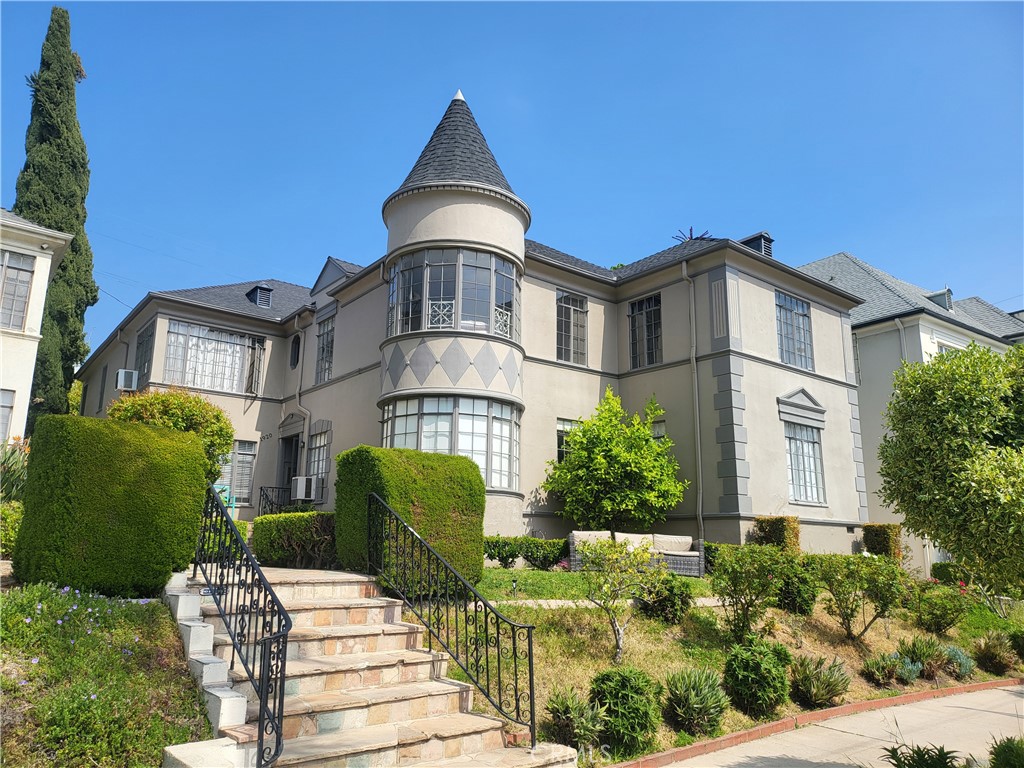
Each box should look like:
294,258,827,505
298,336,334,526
520,537,568,570
545,686,606,749
974,631,1017,675
637,573,695,625
665,667,729,736
252,512,337,569
589,666,661,757
484,535,523,568
778,555,820,616
723,641,789,718
912,583,971,635
13,415,206,597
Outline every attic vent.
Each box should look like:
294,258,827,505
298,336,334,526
247,284,273,308
925,288,953,311
740,232,774,258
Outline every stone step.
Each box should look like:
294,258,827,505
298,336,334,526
200,596,403,634
213,621,424,662
423,743,579,767
226,712,506,767
229,649,447,699
243,679,473,739
188,568,381,603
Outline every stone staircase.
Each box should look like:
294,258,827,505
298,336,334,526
163,568,576,768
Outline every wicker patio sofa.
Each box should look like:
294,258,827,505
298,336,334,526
567,530,705,577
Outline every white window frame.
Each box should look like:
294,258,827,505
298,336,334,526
386,247,522,343
0,250,35,331
784,422,826,504
381,396,521,490
163,320,265,395
628,294,662,369
556,290,588,365
776,291,815,371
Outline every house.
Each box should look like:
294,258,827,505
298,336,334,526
800,252,1024,572
78,92,870,552
0,208,72,441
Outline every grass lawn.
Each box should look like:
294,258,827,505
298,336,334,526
0,582,212,767
476,567,714,602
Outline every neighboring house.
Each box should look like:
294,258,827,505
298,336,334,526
79,92,869,553
800,252,1024,572
0,209,72,441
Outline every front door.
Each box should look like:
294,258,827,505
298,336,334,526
279,435,301,490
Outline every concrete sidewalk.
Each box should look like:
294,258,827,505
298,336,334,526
668,686,1024,767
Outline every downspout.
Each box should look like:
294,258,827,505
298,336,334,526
893,317,907,359
681,261,705,540
293,316,311,470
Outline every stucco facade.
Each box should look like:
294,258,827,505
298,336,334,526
0,209,71,441
78,94,870,553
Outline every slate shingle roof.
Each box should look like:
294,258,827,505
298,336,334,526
525,240,617,280
327,257,363,278
611,238,727,279
393,94,516,197
798,252,1024,341
153,279,312,322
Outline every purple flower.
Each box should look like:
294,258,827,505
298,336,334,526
30,658,38,664
90,694,97,700
72,604,77,610
36,603,42,611
87,629,92,635
139,599,150,605
70,639,75,645
24,618,31,624
56,620,62,626
18,680,28,686
134,636,139,642
75,590,79,595
87,608,92,613
61,586,70,594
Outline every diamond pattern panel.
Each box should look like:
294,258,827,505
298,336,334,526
439,339,471,384
409,341,437,385
501,349,519,391
387,344,407,388
473,344,500,387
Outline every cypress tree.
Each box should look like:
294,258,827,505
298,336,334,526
13,6,98,431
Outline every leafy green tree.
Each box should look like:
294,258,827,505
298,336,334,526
578,538,666,663
543,387,688,534
879,344,1024,595
106,389,234,482
13,7,98,431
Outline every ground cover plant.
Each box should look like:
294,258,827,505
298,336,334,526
0,582,211,766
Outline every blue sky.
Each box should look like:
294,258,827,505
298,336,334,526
3,2,1022,351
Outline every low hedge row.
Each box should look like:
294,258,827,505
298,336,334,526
483,535,568,570
749,515,800,552
252,512,337,569
863,523,903,560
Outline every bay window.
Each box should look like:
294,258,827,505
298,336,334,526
386,248,521,342
381,395,521,490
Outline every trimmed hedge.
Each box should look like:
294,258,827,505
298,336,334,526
252,512,337,569
1,501,24,559
484,535,523,568
13,415,206,597
335,446,485,584
750,515,800,552
862,523,902,560
522,538,568,570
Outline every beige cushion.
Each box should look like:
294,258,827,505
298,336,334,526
617,533,654,549
653,534,693,553
571,531,611,545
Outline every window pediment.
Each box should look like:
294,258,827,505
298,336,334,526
777,388,825,427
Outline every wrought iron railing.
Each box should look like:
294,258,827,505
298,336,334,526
258,486,291,517
194,484,292,768
367,493,536,747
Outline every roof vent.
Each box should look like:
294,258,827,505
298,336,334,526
925,288,953,311
740,232,773,258
247,284,273,308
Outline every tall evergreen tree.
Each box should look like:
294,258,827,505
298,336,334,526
13,6,98,431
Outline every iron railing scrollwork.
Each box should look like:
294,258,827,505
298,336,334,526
258,486,291,517
194,484,292,768
367,493,536,748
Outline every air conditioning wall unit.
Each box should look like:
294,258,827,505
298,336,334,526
115,369,139,391
291,475,315,501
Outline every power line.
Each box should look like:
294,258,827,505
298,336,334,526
98,287,135,310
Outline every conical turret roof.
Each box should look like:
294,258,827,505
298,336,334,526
392,91,516,197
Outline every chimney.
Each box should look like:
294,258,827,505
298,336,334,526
740,231,773,258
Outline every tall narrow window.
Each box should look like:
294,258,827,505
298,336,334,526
494,259,516,339
134,322,155,388
426,250,457,329
628,294,662,369
556,290,587,364
0,389,14,441
217,440,257,505
315,317,334,384
461,251,491,332
785,422,825,504
245,337,265,395
397,253,424,334
776,291,814,370
421,397,454,453
0,251,34,331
